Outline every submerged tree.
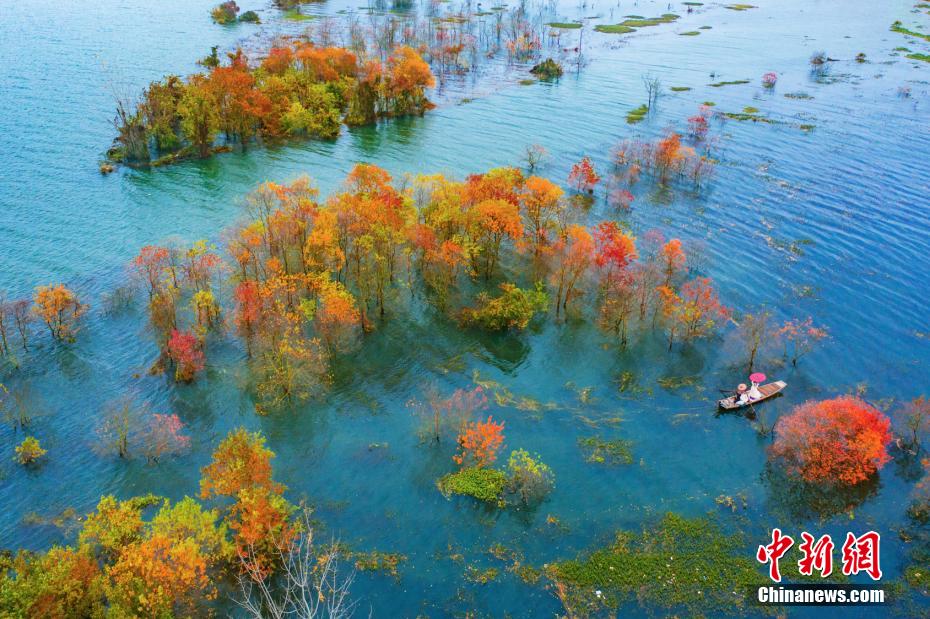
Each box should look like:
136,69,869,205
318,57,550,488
33,284,87,342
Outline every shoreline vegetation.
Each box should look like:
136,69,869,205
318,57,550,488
108,43,435,168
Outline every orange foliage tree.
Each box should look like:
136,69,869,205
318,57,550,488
33,284,87,342
551,224,595,317
658,277,729,350
454,416,505,468
771,396,892,486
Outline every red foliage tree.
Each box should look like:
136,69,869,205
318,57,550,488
167,329,205,382
454,416,505,468
771,396,892,486
568,156,600,193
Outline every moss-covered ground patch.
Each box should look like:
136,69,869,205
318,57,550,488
437,467,506,504
578,436,633,465
546,513,764,616
626,104,648,124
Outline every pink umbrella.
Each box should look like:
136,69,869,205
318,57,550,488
749,372,766,383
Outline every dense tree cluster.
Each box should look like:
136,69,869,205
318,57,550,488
0,429,322,617
111,43,434,165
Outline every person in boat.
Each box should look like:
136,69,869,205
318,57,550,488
747,379,763,401
736,384,750,405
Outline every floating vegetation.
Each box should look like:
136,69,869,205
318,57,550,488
784,91,814,99
683,2,703,5
891,20,930,42
723,111,776,123
657,375,701,390
465,566,500,584
679,31,701,36
437,467,507,504
800,124,815,132
708,79,751,87
518,78,536,85
594,24,636,34
725,3,757,10
596,13,678,33
702,100,716,106
547,21,582,29
670,86,692,91
347,549,408,579
907,52,930,62
283,9,316,20
546,513,762,616
743,106,759,113
699,25,713,29
578,436,633,465
626,104,649,124
620,14,679,28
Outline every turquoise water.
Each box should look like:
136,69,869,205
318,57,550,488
2,0,930,615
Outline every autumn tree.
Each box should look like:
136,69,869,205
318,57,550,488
738,308,773,372
777,317,829,366
201,427,283,500
595,223,640,345
658,238,686,287
658,277,729,350
33,284,87,342
454,416,505,468
200,428,295,579
519,175,564,258
167,329,206,382
896,396,930,452
550,224,595,318
567,156,600,193
179,76,220,158
771,396,892,486
470,198,523,280
384,46,436,116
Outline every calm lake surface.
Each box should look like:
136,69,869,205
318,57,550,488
1,0,929,616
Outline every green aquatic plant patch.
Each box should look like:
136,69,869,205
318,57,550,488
626,104,649,124
548,513,763,615
437,467,507,504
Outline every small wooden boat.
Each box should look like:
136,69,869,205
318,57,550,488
718,380,787,410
